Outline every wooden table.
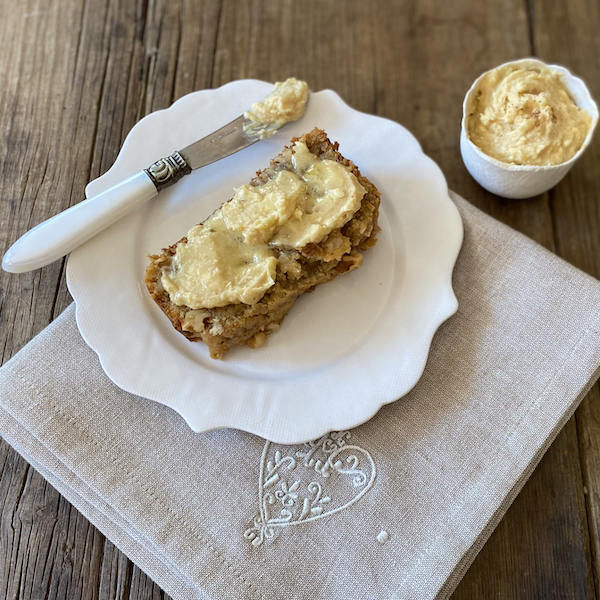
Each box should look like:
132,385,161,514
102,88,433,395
1,1,599,598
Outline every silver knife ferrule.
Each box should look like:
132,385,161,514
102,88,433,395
144,151,192,192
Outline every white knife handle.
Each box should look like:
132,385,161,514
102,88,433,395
2,171,158,274
3,150,191,274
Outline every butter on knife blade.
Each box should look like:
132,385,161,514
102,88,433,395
2,78,309,274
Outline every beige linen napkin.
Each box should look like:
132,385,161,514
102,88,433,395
2,191,600,600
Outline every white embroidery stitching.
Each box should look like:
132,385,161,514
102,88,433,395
377,530,390,544
244,431,376,546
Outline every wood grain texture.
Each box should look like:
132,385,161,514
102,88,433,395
529,0,600,598
0,0,599,598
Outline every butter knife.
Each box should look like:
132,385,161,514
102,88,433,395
2,115,278,274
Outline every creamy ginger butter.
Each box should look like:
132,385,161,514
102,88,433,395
243,78,309,140
160,141,366,309
467,65,592,166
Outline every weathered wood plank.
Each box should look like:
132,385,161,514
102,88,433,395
0,439,32,599
129,564,165,600
528,0,600,597
576,385,600,599
0,0,96,361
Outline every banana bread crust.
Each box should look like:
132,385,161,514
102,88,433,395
145,128,380,359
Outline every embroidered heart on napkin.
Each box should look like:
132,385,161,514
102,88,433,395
244,431,376,546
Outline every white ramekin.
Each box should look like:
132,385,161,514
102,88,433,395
460,58,598,199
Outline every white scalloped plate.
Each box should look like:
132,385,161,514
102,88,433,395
66,80,463,444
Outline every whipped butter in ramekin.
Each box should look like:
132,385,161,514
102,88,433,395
460,58,598,198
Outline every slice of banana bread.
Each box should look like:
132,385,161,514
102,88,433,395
145,128,380,359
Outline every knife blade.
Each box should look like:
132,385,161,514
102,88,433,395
2,114,274,274
180,115,252,170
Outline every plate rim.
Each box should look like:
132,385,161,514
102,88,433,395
66,80,464,444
